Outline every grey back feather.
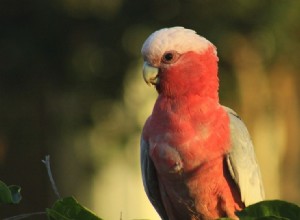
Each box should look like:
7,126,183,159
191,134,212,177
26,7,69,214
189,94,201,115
223,106,265,206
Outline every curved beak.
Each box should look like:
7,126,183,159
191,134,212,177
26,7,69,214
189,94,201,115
143,62,159,86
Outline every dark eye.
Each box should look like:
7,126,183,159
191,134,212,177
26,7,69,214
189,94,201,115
161,51,180,64
164,53,173,61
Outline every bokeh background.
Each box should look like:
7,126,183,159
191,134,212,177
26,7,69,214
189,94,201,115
1,0,300,219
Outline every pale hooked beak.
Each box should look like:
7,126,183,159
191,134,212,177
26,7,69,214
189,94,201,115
143,62,159,86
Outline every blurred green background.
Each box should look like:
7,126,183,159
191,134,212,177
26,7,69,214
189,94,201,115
0,0,300,219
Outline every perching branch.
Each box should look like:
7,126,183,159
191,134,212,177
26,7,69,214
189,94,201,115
3,212,46,220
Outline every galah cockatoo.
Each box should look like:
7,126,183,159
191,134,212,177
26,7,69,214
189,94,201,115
140,27,265,220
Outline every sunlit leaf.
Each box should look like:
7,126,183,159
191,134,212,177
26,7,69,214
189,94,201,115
47,208,72,220
46,197,103,220
217,200,300,220
236,200,300,220
0,180,22,204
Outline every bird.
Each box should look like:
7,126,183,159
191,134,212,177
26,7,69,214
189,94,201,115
140,27,265,220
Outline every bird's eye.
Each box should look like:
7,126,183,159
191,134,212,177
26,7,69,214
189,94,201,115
161,51,180,64
164,53,173,61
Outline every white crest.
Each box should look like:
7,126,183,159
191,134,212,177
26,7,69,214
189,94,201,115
141,27,216,65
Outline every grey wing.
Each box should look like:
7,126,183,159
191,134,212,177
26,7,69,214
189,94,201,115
223,106,265,206
140,137,168,220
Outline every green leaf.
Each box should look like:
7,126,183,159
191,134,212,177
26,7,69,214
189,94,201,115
46,208,72,220
236,200,300,220
0,180,22,204
46,197,103,220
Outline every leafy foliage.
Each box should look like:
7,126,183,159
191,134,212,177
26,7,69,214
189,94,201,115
0,180,22,204
47,197,102,220
237,200,300,220
218,200,300,220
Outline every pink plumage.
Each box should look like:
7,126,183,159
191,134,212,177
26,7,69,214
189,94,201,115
141,27,264,220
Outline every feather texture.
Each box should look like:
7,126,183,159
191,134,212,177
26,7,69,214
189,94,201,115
224,106,265,206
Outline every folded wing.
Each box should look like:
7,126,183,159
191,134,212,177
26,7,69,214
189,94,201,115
223,106,265,206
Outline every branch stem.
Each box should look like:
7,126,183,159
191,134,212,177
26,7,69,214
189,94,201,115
42,155,61,199
3,212,46,220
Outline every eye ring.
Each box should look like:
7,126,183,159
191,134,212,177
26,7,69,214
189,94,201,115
161,51,180,64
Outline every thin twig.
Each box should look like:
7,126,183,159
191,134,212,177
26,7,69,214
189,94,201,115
3,212,46,220
4,156,60,220
42,155,61,199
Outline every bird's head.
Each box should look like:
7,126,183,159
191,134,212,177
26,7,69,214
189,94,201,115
141,27,219,99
